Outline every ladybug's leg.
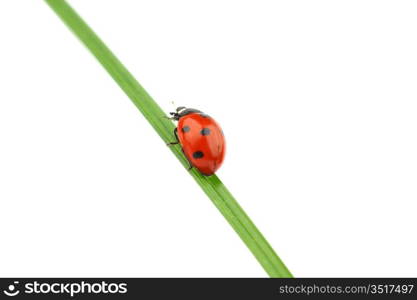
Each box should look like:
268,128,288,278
168,129,194,171
166,128,180,146
179,148,194,171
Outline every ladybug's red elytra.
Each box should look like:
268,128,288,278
168,107,226,176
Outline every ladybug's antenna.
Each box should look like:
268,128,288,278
170,100,177,110
163,101,178,120
164,111,178,120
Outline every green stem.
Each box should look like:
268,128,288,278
44,0,292,278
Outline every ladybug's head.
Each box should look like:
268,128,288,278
169,106,202,121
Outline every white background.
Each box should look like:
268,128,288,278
0,0,416,277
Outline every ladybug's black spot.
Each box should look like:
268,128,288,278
193,151,204,159
182,126,190,133
200,113,210,118
200,128,211,136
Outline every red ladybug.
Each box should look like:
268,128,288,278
168,107,226,176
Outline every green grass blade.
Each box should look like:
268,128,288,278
44,0,292,278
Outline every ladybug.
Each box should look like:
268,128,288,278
168,107,226,176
